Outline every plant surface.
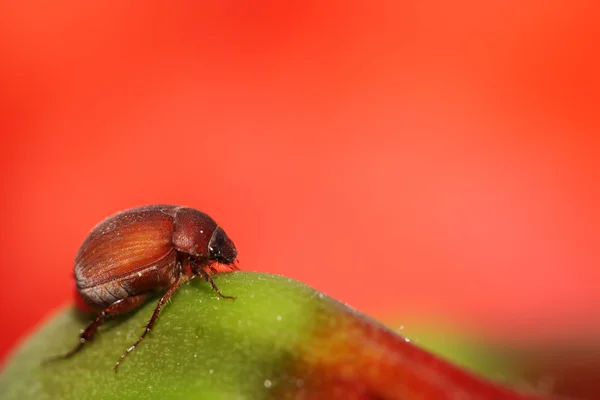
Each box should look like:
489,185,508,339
0,272,554,400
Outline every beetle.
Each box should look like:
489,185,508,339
48,204,239,371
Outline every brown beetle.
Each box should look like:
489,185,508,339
48,204,239,371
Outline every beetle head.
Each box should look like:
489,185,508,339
208,226,237,264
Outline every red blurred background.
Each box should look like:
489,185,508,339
1,0,599,366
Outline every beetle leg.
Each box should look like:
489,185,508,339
113,275,188,372
189,258,236,300
198,269,237,300
45,294,150,364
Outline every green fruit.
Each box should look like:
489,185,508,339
0,273,319,400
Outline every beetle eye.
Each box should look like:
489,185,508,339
208,227,237,264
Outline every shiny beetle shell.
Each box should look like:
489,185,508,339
74,204,237,307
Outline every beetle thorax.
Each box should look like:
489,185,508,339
171,207,218,258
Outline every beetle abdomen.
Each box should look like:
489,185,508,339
78,248,179,307
75,205,178,290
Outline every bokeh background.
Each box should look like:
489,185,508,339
1,0,598,384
